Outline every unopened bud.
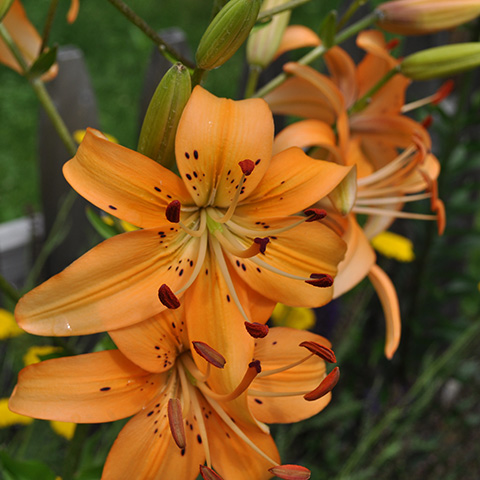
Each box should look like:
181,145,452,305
377,0,480,35
246,0,291,69
138,63,191,169
196,0,262,70
400,43,480,81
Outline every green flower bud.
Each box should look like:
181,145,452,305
400,43,480,80
138,63,191,169
246,0,291,69
196,0,262,70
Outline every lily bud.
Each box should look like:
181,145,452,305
246,0,291,69
400,43,480,81
377,0,480,35
196,0,262,70
137,63,191,169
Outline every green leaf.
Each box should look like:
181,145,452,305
28,45,57,79
0,451,57,480
0,0,14,22
318,9,337,48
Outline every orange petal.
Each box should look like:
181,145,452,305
368,264,401,359
225,219,346,308
110,309,187,373
16,228,202,336
9,350,161,423
102,392,204,480
331,214,376,298
324,45,357,108
237,147,352,218
274,25,321,59
175,86,273,208
249,327,331,424
64,129,192,229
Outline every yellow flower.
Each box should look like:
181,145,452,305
271,303,316,330
23,345,62,366
0,308,24,339
50,420,76,440
371,231,415,262
0,398,33,427
73,129,118,145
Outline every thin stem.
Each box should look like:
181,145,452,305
191,67,206,88
257,0,311,22
106,0,195,69
62,424,91,480
336,0,367,31
244,64,262,98
349,66,400,114
0,23,30,72
253,10,381,98
39,0,60,54
0,274,21,304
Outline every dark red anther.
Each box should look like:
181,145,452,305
248,359,262,374
167,398,186,448
238,159,255,176
385,38,400,51
158,284,181,309
421,115,433,129
200,465,224,480
304,366,340,401
192,341,226,369
268,464,311,480
166,200,181,223
244,321,269,338
432,79,454,105
305,273,334,288
254,237,269,254
299,341,337,363
304,208,327,222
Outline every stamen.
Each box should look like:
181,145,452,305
192,341,226,369
304,208,327,222
304,366,340,401
269,464,311,480
190,390,212,467
421,115,433,129
239,159,255,176
176,363,192,416
179,209,207,237
166,200,181,223
180,353,211,384
352,206,439,221
401,79,454,113
355,192,432,206
197,360,261,403
254,237,269,254
168,398,186,448
305,274,334,288
158,284,181,309
385,38,400,51
299,341,336,363
257,353,314,378
245,322,269,338
224,215,308,237
200,465,224,480
212,230,264,258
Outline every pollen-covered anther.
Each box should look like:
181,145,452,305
200,465,224,480
304,208,327,222
421,115,433,129
158,284,181,309
432,79,454,105
167,398,186,449
268,464,311,480
299,341,337,363
245,321,269,338
249,359,262,374
238,159,255,176
192,341,226,369
385,38,400,51
304,366,340,401
166,200,181,223
305,273,334,288
254,237,269,254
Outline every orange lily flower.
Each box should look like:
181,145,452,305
10,307,336,480
0,1,57,80
16,86,352,340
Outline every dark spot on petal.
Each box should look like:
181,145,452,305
100,387,110,392
154,187,161,192
147,411,154,417
254,398,263,404
255,159,261,165
226,295,230,302
185,152,190,159
186,174,192,180
194,150,199,159
108,205,117,210
197,434,202,444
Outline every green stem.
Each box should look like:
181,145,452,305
24,190,77,291
39,0,60,54
0,22,30,71
336,0,367,31
257,0,311,22
337,319,480,478
106,0,195,69
191,67,206,88
244,64,262,98
253,10,381,98
0,274,21,304
62,424,92,480
349,66,400,114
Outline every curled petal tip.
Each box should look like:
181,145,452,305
166,200,181,223
304,366,340,401
268,464,311,480
299,341,337,363
245,322,269,338
305,273,334,288
158,284,181,309
192,341,226,368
